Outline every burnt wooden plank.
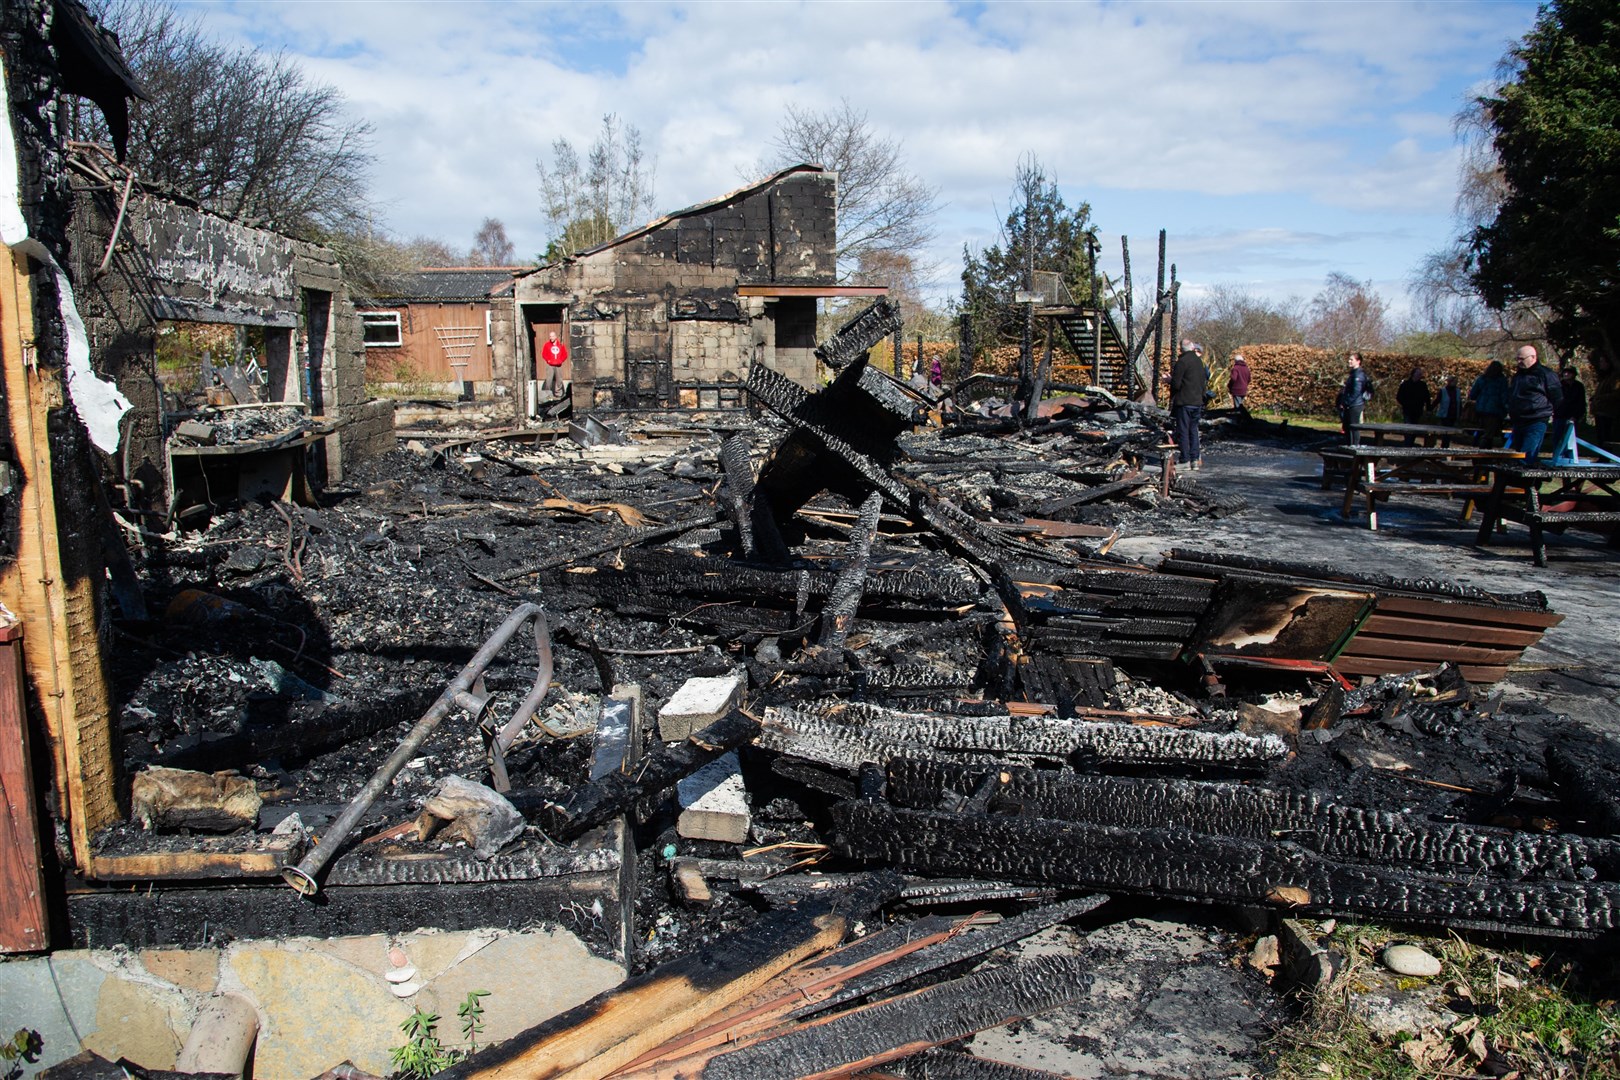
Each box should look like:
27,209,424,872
1357,614,1545,647
832,802,1620,936
786,895,1107,1022
1344,637,1523,665
646,955,1094,1080
888,1049,1076,1079
1371,595,1563,629
884,759,1620,882
1332,656,1509,684
441,873,901,1080
760,704,1288,773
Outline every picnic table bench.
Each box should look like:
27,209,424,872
1474,462,1620,565
1324,444,1523,530
1348,422,1484,448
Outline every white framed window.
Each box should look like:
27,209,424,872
360,311,402,346
485,308,493,346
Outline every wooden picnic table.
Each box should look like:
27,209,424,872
1329,444,1523,530
1348,422,1484,448
1474,462,1620,565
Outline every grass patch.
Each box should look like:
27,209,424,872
1268,924,1620,1078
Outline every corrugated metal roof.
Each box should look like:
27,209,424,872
361,267,530,303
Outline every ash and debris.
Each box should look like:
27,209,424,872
102,393,1618,978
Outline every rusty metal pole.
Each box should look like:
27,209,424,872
282,602,545,896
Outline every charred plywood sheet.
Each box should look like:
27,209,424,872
1190,579,1372,662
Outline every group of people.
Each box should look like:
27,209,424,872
1165,341,1254,471
1336,345,1620,465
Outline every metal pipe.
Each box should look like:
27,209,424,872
282,603,544,896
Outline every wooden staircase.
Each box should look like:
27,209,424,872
1038,307,1134,398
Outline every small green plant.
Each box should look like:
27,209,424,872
1,1030,43,1080
390,992,492,1079
458,990,490,1052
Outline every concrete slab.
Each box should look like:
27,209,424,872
416,927,623,1049
138,949,220,995
80,974,188,1071
0,953,105,1079
228,942,413,1080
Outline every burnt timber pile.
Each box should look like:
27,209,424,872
77,306,1618,1073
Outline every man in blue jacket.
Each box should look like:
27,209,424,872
1336,353,1373,444
1507,345,1562,464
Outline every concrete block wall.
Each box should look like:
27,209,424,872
511,168,837,409
334,398,397,477
67,183,383,504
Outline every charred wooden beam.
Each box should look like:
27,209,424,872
884,759,1620,882
831,801,1620,936
635,954,1094,1080
1547,730,1620,837
509,710,760,841
814,299,903,371
440,873,901,1080
1160,548,1558,612
784,895,1107,1022
746,364,1072,573
819,492,884,649
888,1049,1077,1080
760,703,1288,773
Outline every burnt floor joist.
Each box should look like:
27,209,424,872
760,703,1289,773
831,800,1620,937
884,759,1620,882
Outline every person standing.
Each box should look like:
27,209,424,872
1589,347,1620,446
1228,352,1252,411
1553,365,1587,458
540,330,569,400
1506,344,1562,464
1397,366,1432,425
1434,375,1462,426
929,354,943,388
1169,339,1209,470
1336,353,1373,444
1467,360,1511,446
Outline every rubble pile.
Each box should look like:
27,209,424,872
93,337,1620,1076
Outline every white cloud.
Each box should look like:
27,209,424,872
179,0,1536,296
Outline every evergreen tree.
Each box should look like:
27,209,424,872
960,157,1102,359
1469,0,1620,354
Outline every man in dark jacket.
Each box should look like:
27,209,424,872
1336,353,1373,444
1507,345,1562,464
1169,340,1209,469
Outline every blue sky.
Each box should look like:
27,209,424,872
182,0,1540,318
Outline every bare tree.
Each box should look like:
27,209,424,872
1180,284,1306,363
536,114,657,259
69,0,374,239
468,218,516,266
1305,272,1391,353
1405,97,1550,357
759,99,939,282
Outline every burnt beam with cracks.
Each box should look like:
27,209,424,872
831,799,1620,937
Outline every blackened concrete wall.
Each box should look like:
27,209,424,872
511,168,836,416
69,183,391,503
